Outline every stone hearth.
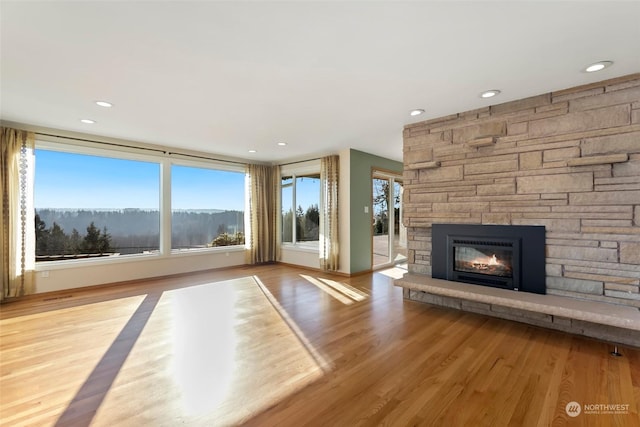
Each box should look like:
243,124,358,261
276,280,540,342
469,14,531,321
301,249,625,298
396,274,640,347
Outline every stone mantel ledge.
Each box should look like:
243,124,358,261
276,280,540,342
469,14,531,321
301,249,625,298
396,274,640,331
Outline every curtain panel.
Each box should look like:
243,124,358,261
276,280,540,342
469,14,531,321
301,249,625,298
1,127,36,302
245,164,280,264
320,155,339,271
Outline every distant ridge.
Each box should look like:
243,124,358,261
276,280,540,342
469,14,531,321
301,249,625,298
36,208,226,214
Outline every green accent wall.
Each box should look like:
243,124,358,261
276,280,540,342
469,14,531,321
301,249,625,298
349,149,403,273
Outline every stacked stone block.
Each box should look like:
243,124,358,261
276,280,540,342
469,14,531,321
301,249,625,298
403,74,640,308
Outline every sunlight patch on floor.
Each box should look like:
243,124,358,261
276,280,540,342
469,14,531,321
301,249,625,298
300,274,369,305
300,274,354,304
318,277,368,302
90,276,325,426
377,264,408,280
169,282,238,417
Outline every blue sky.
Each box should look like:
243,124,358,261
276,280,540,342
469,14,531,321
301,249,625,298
172,164,245,210
35,150,246,211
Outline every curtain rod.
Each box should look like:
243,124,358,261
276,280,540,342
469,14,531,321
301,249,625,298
167,151,246,166
35,131,326,167
35,132,247,166
279,157,323,166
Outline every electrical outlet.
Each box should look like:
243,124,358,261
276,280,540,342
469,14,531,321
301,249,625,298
41,271,49,278
364,206,369,213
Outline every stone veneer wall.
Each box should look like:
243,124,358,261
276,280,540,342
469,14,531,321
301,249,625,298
403,73,640,308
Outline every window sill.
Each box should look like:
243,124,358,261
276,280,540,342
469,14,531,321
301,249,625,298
35,251,162,270
170,246,245,257
281,243,319,254
35,246,246,270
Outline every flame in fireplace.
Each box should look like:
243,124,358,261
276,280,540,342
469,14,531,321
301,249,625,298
471,254,502,270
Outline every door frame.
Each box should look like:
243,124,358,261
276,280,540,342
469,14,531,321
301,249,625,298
371,168,404,269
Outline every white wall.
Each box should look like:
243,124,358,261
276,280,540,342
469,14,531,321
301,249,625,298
280,246,320,270
338,149,351,274
35,249,245,293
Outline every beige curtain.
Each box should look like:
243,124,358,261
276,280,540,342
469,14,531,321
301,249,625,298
1,127,36,301
320,155,339,271
245,164,280,264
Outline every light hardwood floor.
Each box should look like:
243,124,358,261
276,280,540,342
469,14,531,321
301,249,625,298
1,264,638,426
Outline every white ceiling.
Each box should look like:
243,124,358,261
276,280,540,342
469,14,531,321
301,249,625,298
2,1,639,163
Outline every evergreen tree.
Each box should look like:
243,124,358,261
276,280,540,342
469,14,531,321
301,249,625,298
98,226,113,254
296,205,304,240
48,222,68,255
82,222,102,253
68,229,82,254
282,210,293,242
373,180,392,236
35,214,49,255
303,204,320,240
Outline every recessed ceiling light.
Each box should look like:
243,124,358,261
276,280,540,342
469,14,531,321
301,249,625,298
80,119,96,124
584,61,613,73
248,149,257,153
95,101,113,107
410,109,425,116
277,142,287,146
480,90,501,99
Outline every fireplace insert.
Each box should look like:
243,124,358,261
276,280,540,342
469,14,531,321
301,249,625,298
432,224,545,294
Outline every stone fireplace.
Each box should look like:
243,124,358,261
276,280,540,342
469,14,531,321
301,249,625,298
395,73,640,345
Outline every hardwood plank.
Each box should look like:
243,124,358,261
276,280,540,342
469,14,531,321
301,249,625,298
0,264,638,426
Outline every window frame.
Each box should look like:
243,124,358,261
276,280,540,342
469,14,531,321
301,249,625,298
34,140,164,267
280,160,321,250
169,158,246,254
33,139,246,269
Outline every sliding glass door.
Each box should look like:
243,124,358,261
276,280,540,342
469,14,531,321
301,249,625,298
372,171,406,269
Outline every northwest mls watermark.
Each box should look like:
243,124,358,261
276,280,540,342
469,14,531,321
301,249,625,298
565,401,630,417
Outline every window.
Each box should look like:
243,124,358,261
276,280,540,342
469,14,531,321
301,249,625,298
171,165,245,251
282,176,294,243
34,149,160,261
33,141,247,264
281,173,320,244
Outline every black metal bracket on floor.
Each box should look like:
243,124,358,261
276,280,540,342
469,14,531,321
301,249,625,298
611,345,622,357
